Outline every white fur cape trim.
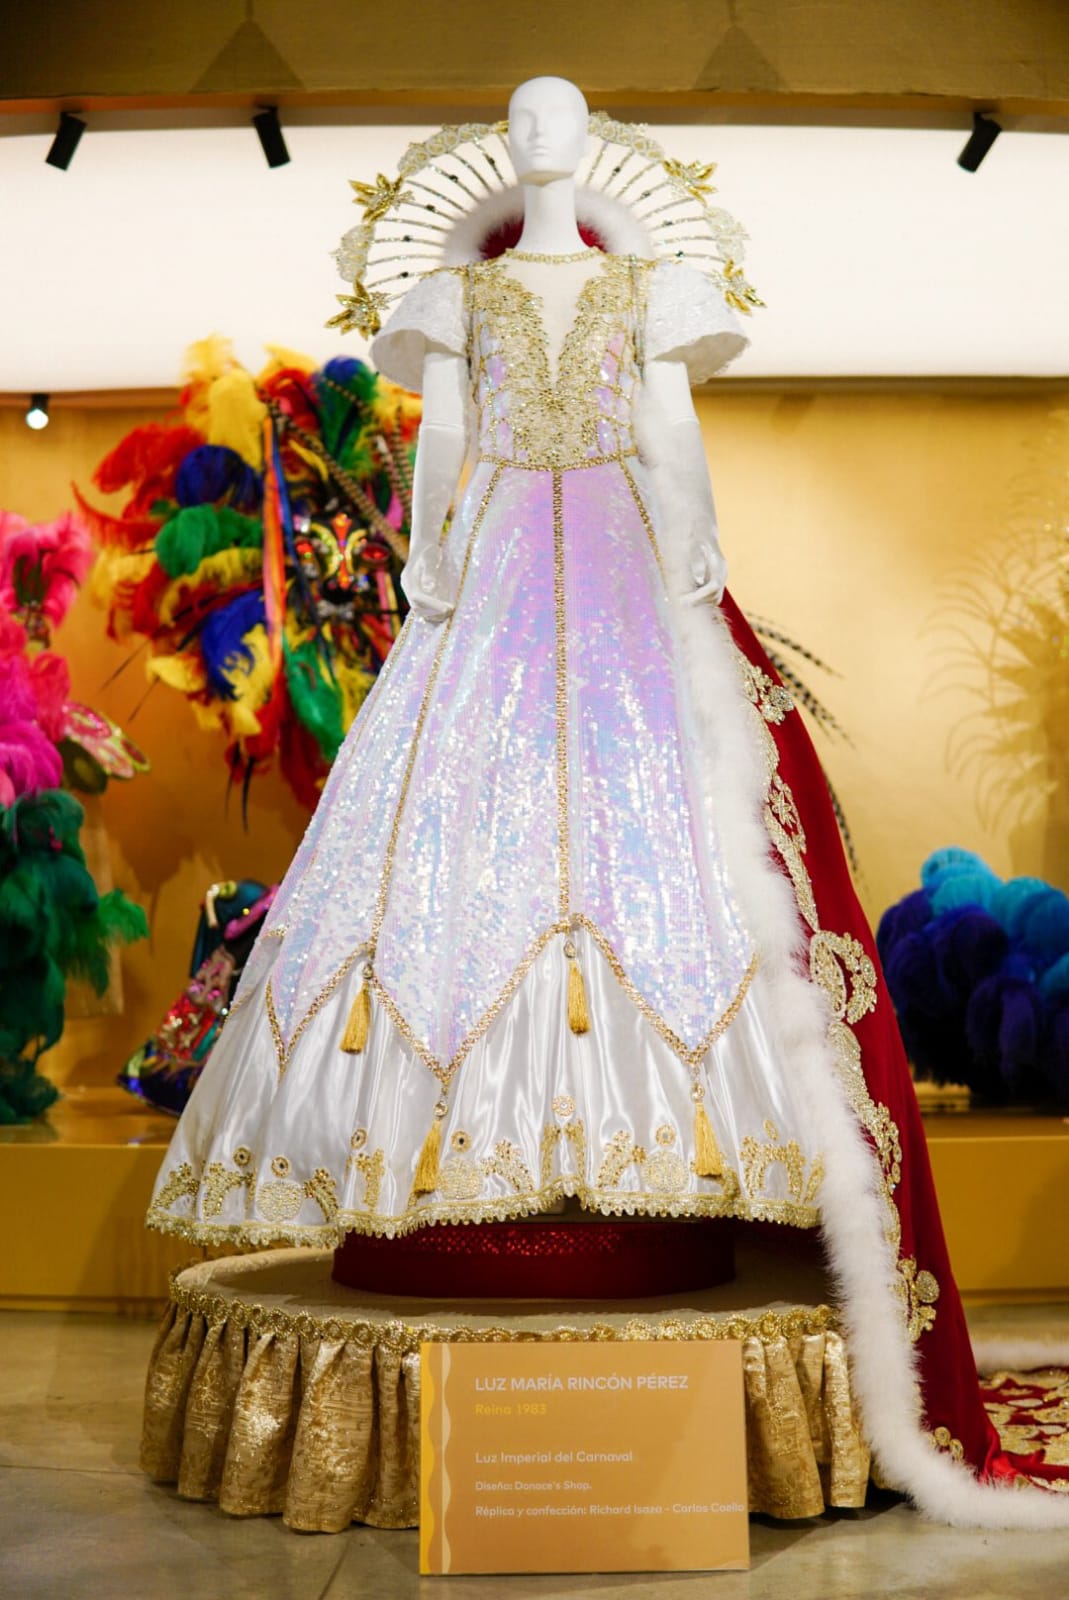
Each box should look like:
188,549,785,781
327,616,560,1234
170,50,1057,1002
645,442,1069,1529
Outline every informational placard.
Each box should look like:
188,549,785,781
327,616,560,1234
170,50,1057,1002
419,1339,748,1574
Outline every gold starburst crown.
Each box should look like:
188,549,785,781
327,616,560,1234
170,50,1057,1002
329,113,762,338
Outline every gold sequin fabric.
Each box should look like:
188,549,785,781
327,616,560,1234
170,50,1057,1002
141,1251,870,1531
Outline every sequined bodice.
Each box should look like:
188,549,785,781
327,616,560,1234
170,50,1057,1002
468,254,647,471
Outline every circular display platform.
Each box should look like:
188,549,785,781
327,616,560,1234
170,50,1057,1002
141,1248,871,1532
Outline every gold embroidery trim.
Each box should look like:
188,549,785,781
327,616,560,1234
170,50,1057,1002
736,641,939,1343
265,467,503,1073
577,914,756,1070
619,455,666,582
930,1427,965,1462
266,947,364,1081
368,463,503,957
355,913,756,1089
468,254,649,470
147,1175,821,1248
165,1264,839,1350
477,451,638,471
553,468,571,923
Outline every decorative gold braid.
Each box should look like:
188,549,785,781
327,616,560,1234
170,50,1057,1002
367,465,503,965
576,916,756,1070
373,430,413,521
552,469,571,923
476,451,638,472
619,455,665,582
165,1263,838,1350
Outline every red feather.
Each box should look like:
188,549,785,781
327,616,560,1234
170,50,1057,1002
279,711,329,810
71,484,161,552
129,565,173,637
259,369,319,436
93,423,205,519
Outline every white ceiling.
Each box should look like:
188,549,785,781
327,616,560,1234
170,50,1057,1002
0,120,1067,391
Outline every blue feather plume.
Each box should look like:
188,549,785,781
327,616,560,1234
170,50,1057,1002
176,445,263,511
199,591,266,699
880,848,1069,1103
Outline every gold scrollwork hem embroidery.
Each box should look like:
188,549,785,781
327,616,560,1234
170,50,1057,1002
146,1174,821,1248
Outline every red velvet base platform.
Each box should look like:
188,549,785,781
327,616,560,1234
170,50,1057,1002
332,1215,736,1298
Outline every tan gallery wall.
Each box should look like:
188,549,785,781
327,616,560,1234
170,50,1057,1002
1,389,1065,1088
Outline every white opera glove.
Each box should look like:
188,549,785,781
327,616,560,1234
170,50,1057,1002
636,362,729,607
684,536,728,607
400,541,457,623
403,410,467,623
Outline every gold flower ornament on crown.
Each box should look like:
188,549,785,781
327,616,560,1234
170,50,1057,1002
329,114,763,339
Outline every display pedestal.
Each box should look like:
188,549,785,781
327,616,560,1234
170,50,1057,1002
332,1210,737,1298
141,1242,872,1533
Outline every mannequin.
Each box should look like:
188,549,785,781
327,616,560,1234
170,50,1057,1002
403,75,725,623
145,76,1069,1527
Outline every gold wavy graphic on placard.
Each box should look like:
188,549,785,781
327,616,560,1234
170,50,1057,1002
419,1344,437,1573
440,1345,453,1574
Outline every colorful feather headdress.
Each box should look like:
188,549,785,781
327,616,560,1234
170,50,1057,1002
79,339,421,810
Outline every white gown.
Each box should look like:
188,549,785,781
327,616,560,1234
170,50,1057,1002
147,252,824,1245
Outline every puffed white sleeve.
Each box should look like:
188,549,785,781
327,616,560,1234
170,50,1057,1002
368,270,467,393
645,260,749,383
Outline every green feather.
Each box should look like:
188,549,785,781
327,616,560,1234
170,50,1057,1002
283,638,345,762
0,1056,60,1125
315,375,380,477
156,504,263,578
0,953,65,1058
1,791,86,860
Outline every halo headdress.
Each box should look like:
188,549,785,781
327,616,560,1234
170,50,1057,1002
329,114,762,338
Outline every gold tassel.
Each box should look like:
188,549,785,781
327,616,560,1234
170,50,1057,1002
566,946,590,1036
693,1098,724,1178
412,1112,443,1196
340,966,372,1054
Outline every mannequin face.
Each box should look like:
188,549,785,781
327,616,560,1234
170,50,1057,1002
508,76,589,184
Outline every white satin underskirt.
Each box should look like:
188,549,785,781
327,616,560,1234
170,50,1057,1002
149,924,825,1243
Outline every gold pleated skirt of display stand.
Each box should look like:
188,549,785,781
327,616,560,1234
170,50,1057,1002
141,1247,872,1532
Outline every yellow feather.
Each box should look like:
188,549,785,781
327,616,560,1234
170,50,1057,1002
259,344,316,380
288,439,330,481
183,335,236,384
219,624,274,737
181,336,238,435
156,549,263,627
208,369,268,469
336,659,376,726
147,653,207,694
373,378,421,428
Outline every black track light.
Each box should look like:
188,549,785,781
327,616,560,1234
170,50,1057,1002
252,106,291,169
45,112,86,171
25,394,50,431
957,112,1002,173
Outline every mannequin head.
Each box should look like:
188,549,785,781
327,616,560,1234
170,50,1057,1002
507,76,589,185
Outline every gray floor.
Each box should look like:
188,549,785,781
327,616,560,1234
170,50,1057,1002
2,1311,1068,1600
